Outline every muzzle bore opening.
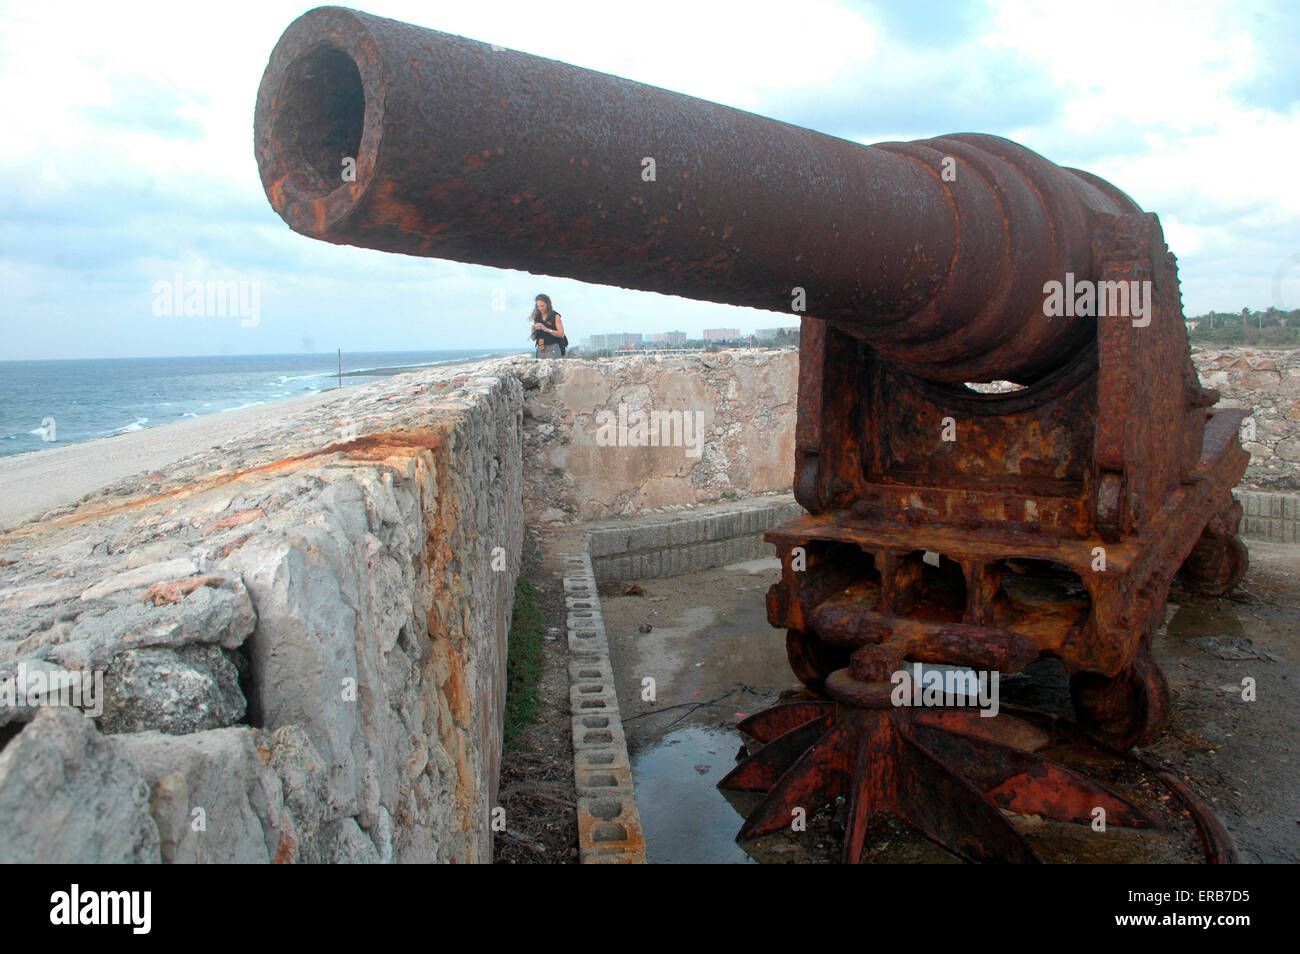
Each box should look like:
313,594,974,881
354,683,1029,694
271,45,364,199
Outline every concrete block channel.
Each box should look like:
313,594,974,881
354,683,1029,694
562,496,810,863
562,552,647,863
586,497,803,582
556,491,1300,864
1237,489,1300,544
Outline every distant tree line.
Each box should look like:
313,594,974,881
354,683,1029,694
1186,307,1300,348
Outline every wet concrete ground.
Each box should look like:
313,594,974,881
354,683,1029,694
601,558,790,864
599,545,1300,864
1148,542,1300,863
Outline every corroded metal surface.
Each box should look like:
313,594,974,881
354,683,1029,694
257,6,1132,385
720,692,1228,864
737,203,1248,858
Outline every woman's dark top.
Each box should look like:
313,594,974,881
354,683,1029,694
534,313,567,355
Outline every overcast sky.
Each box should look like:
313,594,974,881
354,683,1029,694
2,0,1298,360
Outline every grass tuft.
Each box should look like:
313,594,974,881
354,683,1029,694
504,577,545,748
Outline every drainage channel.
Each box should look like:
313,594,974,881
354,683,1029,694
596,556,814,863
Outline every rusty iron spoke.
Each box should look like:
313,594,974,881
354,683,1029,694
1137,753,1239,864
736,700,835,744
840,714,898,864
719,712,836,792
911,708,1050,752
909,722,1156,828
896,731,1043,864
735,721,854,843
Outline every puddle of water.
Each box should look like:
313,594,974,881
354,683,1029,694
611,558,806,862
1166,601,1247,641
630,723,755,864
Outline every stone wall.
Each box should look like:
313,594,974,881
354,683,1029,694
1193,348,1300,490
517,350,798,523
1235,489,1300,544
0,369,522,863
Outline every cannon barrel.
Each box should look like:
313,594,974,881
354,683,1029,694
255,6,1143,384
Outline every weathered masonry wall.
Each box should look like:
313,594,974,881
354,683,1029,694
512,348,1294,524
517,350,798,523
1194,348,1300,490
0,370,522,863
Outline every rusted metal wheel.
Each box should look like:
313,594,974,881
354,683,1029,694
1178,498,1248,597
723,685,1233,863
722,672,1161,863
1179,532,1248,597
1070,639,1171,751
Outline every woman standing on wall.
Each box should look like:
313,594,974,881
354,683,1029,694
530,294,568,358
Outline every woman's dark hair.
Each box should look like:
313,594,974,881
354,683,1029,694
528,293,554,324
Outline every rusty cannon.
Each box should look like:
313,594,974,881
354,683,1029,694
255,7,1250,862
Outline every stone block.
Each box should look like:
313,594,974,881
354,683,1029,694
0,708,158,863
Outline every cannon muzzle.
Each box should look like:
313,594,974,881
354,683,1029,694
255,6,1142,384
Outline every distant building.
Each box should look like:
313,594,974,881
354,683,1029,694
703,328,740,343
587,332,643,349
755,326,799,342
651,331,687,346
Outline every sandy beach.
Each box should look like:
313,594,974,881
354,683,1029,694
0,387,351,530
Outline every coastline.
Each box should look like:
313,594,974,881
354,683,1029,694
0,350,527,461
0,387,348,530
0,352,531,529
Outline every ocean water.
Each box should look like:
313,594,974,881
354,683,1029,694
0,350,518,458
